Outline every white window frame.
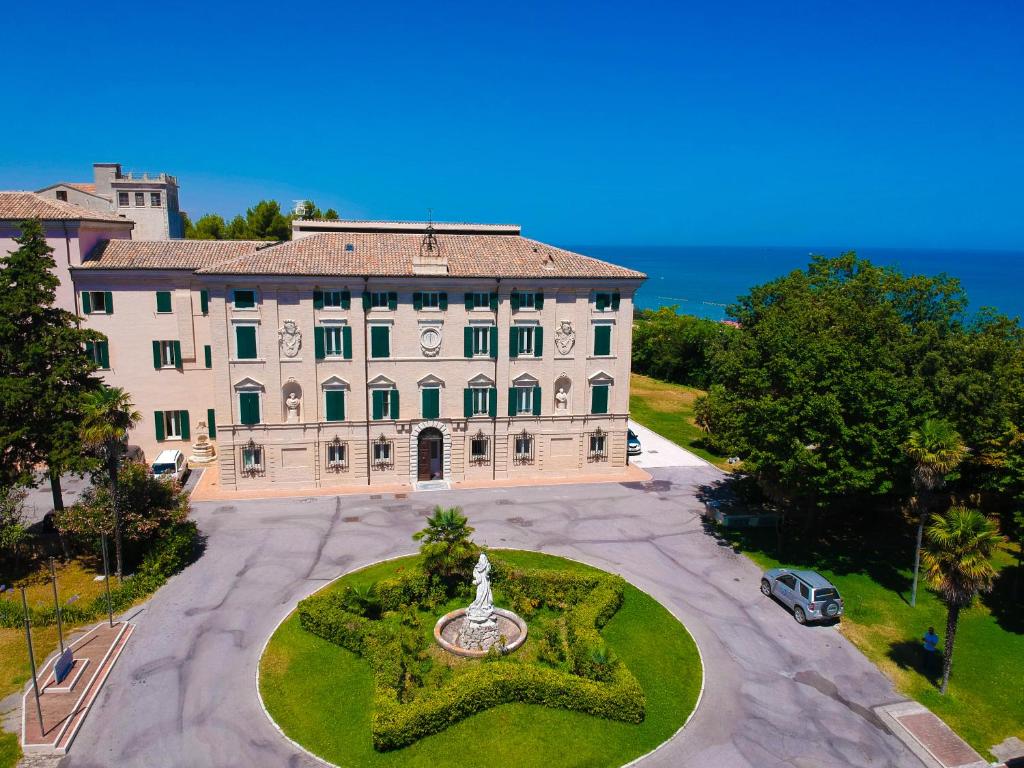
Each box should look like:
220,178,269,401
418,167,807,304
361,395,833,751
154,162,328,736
373,441,392,463
420,291,441,309
517,326,535,355
517,291,537,310
324,325,344,357
379,389,392,417
150,192,162,207
370,291,390,309
470,436,489,460
242,445,263,471
515,386,533,415
86,291,107,314
117,192,129,207
515,434,533,458
589,433,607,455
233,322,260,361
134,192,145,207
322,290,345,309
471,387,489,416
163,410,183,439
159,340,176,368
327,442,347,468
471,292,490,310
472,326,490,356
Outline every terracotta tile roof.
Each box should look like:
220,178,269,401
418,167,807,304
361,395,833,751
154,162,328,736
66,182,100,194
79,239,272,270
197,232,646,280
0,192,129,223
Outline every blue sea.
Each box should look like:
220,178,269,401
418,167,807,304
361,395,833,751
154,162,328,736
571,246,1024,323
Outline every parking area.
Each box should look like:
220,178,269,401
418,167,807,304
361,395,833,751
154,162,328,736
627,420,711,468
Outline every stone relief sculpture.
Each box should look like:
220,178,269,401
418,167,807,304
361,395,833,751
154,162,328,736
554,320,576,355
555,387,569,411
278,320,302,358
420,326,442,357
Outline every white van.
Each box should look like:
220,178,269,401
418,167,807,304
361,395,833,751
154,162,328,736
151,449,188,484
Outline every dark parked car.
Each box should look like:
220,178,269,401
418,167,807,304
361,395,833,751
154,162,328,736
627,429,642,456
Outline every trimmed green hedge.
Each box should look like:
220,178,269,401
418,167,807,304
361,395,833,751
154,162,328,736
297,556,646,750
0,522,199,629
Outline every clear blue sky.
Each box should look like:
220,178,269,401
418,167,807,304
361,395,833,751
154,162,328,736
1,0,1021,249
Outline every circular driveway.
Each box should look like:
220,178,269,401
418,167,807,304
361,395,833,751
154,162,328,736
60,465,920,768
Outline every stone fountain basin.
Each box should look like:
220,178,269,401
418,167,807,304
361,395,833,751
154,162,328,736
434,608,528,658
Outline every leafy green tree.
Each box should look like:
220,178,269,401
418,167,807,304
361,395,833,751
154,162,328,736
0,218,103,505
905,419,968,607
245,200,291,241
323,208,340,220
225,214,249,240
79,386,141,578
0,485,29,567
412,506,479,584
632,307,732,389
190,213,228,240
980,422,1024,599
699,253,970,516
922,507,1003,694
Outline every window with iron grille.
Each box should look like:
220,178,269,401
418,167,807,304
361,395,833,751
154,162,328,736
150,192,162,207
326,439,348,472
118,192,129,206
470,431,490,465
513,430,535,465
240,439,265,476
134,192,145,206
372,435,394,470
587,428,608,462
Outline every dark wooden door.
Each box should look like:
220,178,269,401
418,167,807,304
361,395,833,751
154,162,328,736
417,437,432,480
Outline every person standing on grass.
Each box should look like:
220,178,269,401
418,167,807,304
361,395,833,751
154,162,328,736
922,626,940,673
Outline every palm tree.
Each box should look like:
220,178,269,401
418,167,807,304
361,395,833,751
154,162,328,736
412,506,478,584
80,386,141,579
905,419,968,606
922,506,1003,694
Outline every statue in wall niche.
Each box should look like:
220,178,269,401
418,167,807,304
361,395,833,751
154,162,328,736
285,392,301,423
278,320,302,358
554,320,576,355
555,387,569,411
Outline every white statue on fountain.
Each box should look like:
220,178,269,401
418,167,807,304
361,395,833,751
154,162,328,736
466,553,494,622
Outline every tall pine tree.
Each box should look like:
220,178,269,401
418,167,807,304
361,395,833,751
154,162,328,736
0,218,104,507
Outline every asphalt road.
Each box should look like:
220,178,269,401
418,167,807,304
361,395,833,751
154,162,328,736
58,464,921,768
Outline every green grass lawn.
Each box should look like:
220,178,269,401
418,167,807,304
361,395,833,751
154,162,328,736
0,731,20,768
629,374,732,469
715,522,1023,759
259,550,703,768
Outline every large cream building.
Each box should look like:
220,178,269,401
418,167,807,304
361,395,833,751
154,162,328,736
2,197,644,491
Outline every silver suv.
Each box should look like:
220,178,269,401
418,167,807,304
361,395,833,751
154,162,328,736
761,568,844,624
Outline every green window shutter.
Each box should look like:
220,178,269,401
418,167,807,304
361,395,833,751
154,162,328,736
156,291,172,313
154,411,165,441
413,292,423,311
464,388,473,418
84,340,94,360
314,326,325,360
464,292,474,310
341,290,351,309
387,291,397,310
508,327,518,358
173,340,183,369
200,290,209,315
371,326,390,358
489,326,498,359
372,390,383,420
464,327,474,358
439,292,448,310
239,392,260,425
390,389,400,419
98,341,110,369
488,387,497,418
508,388,517,417
594,325,612,356
342,326,353,359
595,293,607,311
611,292,621,311
180,411,190,441
535,292,544,310
510,292,520,312
534,328,543,357
422,388,439,419
81,292,92,314
234,290,255,309
313,289,324,309
152,340,162,369
362,291,371,311
533,386,542,416
591,385,609,415
207,409,216,438
104,291,113,314
236,326,257,359
326,390,345,422
489,292,498,311
204,345,212,369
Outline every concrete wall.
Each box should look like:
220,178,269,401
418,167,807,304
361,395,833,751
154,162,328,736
35,185,112,214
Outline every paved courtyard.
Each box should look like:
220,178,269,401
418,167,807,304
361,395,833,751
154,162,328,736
55,463,921,768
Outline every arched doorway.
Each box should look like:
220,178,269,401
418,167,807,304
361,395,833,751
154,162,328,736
417,427,444,481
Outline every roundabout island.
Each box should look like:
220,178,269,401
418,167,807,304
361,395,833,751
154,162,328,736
258,508,703,768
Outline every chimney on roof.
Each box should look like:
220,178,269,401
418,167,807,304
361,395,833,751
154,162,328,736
92,163,121,198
